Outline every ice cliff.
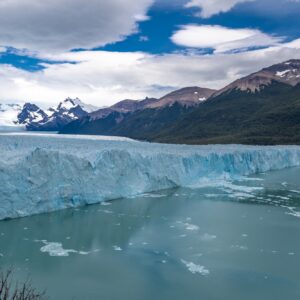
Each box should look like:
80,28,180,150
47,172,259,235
1,133,300,220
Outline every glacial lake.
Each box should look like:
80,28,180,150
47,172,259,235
0,166,300,300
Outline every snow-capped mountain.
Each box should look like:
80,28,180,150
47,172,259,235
21,98,99,131
51,98,98,114
18,103,49,127
0,98,99,131
214,59,300,97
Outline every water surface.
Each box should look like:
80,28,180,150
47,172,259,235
0,167,300,300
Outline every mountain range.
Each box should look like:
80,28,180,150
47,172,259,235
0,98,99,131
1,59,300,144
60,59,300,144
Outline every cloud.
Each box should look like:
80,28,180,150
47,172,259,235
0,38,300,108
171,25,282,53
0,0,153,53
185,0,254,18
139,36,150,42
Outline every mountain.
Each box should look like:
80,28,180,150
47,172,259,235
61,102,195,137
17,103,49,127
214,59,300,97
61,59,300,145
146,87,216,108
0,98,99,131
89,97,158,120
60,87,216,135
149,60,300,145
19,98,99,131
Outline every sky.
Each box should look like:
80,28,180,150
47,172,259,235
0,0,300,107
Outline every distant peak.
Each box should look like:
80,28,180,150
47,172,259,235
56,97,98,113
214,58,300,97
146,86,216,108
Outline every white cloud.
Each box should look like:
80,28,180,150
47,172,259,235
0,0,153,52
185,0,254,18
171,25,282,53
0,38,300,108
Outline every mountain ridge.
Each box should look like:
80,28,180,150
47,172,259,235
60,59,300,145
0,98,99,131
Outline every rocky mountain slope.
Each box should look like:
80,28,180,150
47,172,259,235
60,87,215,135
147,87,215,108
214,59,300,96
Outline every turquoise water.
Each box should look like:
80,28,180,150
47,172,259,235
0,167,300,300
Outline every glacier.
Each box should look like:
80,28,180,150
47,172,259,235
1,133,300,220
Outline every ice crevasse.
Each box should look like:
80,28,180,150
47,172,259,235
1,134,300,220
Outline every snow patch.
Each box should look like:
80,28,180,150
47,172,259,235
276,70,291,77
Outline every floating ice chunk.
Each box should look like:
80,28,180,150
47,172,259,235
222,181,263,193
228,192,253,199
181,260,209,275
290,190,300,194
140,193,166,198
287,210,300,218
113,246,122,251
201,233,217,241
231,245,248,251
100,202,112,206
78,251,89,255
283,206,300,218
98,209,113,214
184,223,199,231
38,240,93,257
40,242,77,257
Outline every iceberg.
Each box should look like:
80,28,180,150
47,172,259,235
1,133,300,220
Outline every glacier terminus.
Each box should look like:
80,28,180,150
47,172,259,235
1,133,300,220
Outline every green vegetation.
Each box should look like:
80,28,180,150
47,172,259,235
152,82,300,145
60,103,194,140
60,82,300,145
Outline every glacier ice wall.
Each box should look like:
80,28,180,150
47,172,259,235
1,133,300,220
